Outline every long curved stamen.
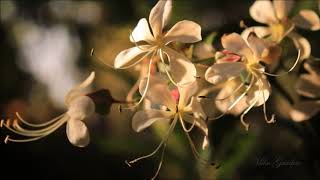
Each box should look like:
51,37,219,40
159,49,182,87
129,30,152,51
215,83,245,101
125,115,178,166
91,48,115,69
3,115,69,143
179,113,196,133
151,143,167,180
13,117,66,135
198,79,245,101
16,112,64,127
91,48,154,70
3,118,62,137
254,49,301,77
183,127,216,166
281,24,295,42
121,53,155,111
126,79,140,103
240,98,258,131
126,58,150,103
258,78,276,124
208,76,256,121
2,115,65,136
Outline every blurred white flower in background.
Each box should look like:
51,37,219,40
13,21,82,108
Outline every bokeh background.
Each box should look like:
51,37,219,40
0,0,319,179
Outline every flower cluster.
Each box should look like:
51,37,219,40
1,0,319,179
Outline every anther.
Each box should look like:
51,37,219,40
90,48,95,56
0,119,4,127
245,124,250,131
4,135,10,144
125,160,132,167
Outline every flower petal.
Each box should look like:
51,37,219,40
139,74,176,111
130,18,155,43
114,45,151,68
164,20,202,44
132,109,173,132
288,32,311,60
241,26,271,40
293,10,320,31
185,97,207,120
165,48,197,86
178,82,198,108
65,72,95,106
66,118,90,147
246,76,271,107
249,0,277,24
289,101,320,122
149,0,172,38
247,32,282,64
215,79,248,115
296,74,320,98
67,96,95,120
205,62,246,85
273,0,294,20
221,33,253,61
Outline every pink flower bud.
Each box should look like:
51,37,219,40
171,88,180,103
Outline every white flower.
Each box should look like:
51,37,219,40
243,0,320,59
133,74,208,149
289,60,320,122
114,0,201,87
126,74,210,179
1,72,96,147
205,33,277,130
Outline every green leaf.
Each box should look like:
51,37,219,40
205,32,217,45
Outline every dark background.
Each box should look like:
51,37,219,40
1,0,320,179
